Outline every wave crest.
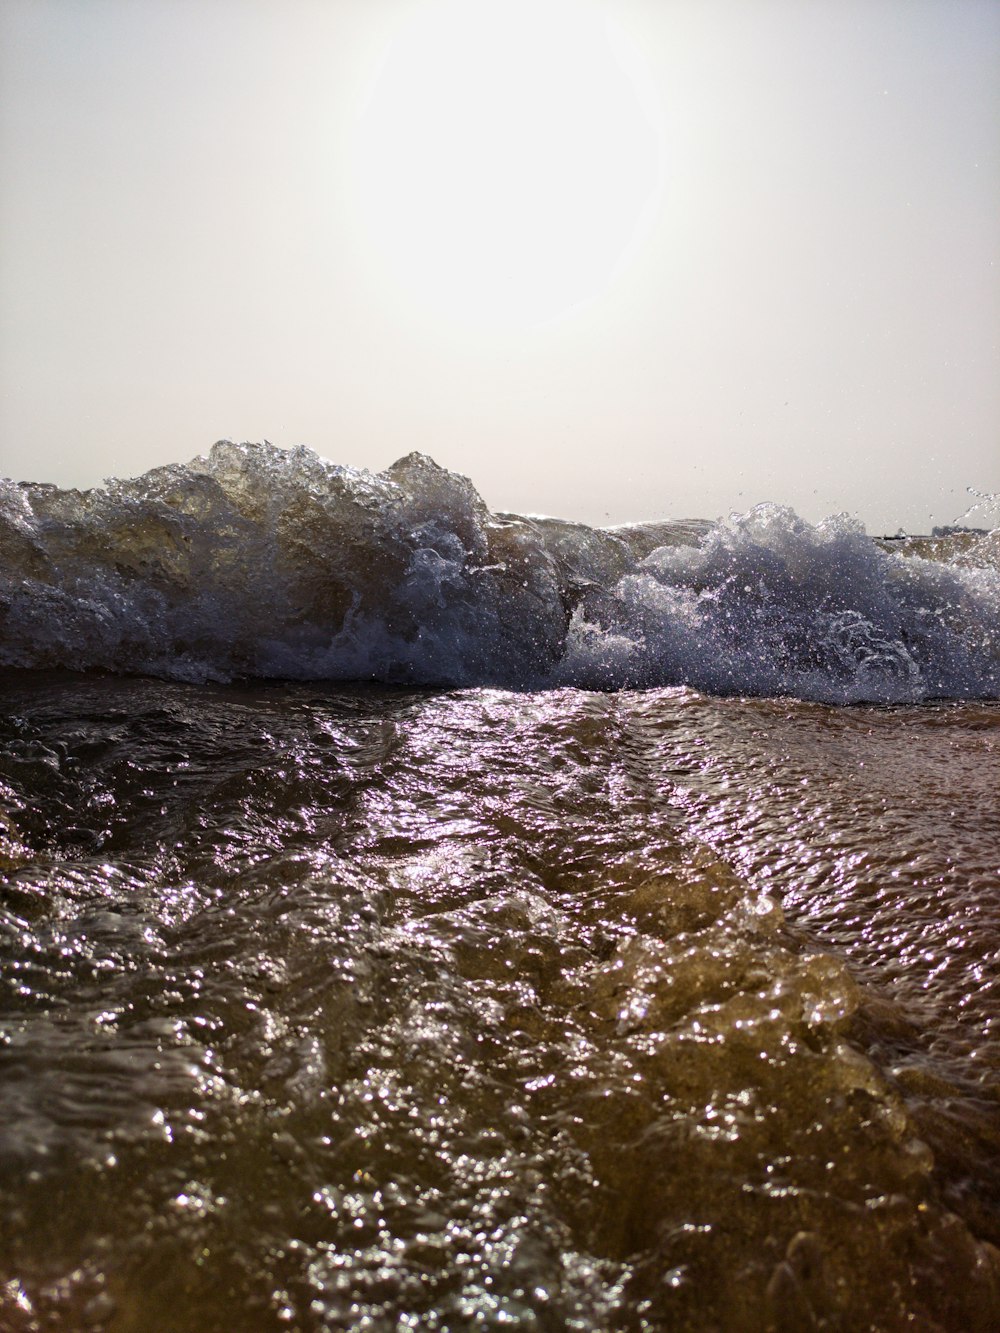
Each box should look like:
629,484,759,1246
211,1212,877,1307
2,442,998,701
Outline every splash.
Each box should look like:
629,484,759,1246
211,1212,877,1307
1,442,998,701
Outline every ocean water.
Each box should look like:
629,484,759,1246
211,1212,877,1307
1,444,999,1331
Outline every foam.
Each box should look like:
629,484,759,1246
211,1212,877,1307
1,442,998,701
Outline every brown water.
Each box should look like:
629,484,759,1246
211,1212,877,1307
1,671,999,1331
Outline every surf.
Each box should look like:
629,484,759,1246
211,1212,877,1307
2,441,998,701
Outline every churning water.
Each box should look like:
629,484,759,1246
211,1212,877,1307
1,445,999,1330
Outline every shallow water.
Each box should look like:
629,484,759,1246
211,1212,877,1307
1,671,999,1331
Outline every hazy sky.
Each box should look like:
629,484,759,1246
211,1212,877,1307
1,0,998,531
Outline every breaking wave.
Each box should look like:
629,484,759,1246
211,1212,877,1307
2,441,998,702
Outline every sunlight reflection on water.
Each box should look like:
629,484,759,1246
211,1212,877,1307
0,675,998,1330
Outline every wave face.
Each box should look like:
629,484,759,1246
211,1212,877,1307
2,441,999,701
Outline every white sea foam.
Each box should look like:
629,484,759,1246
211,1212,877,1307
1,442,998,701
559,504,1000,701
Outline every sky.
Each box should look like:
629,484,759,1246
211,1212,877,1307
1,0,998,533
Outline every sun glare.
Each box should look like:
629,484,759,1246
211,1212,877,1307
351,0,664,331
